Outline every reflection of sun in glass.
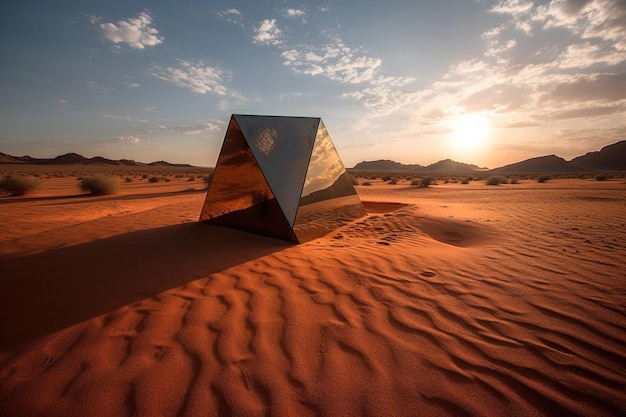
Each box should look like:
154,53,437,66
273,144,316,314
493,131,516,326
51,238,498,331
256,128,278,155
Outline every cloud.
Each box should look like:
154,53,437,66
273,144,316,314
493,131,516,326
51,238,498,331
253,19,283,45
102,114,147,123
403,0,626,131
278,37,416,115
149,59,228,95
217,8,243,24
144,121,223,135
490,0,534,14
558,42,625,68
285,9,306,18
114,136,141,144
545,73,626,103
92,11,163,50
534,0,626,49
284,8,306,22
84,81,113,93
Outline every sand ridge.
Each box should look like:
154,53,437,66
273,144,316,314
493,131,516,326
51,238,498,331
1,178,625,416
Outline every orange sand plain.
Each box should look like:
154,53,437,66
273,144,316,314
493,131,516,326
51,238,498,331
1,175,625,416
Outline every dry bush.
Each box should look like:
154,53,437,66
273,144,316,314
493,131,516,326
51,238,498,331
461,177,470,184
79,176,118,195
0,175,41,196
595,174,608,181
149,176,160,183
486,175,507,185
537,175,551,183
361,181,372,186
410,177,435,187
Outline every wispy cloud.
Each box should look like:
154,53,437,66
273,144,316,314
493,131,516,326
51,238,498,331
114,135,141,144
144,121,223,135
148,59,228,95
84,81,113,93
217,8,243,25
283,8,306,22
102,114,147,123
534,0,626,49
90,11,163,50
402,0,626,129
278,37,415,114
253,19,283,45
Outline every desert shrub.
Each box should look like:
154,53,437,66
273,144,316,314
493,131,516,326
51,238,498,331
142,174,149,179
149,176,160,183
163,177,171,182
125,177,133,183
485,175,507,185
420,176,435,187
595,174,608,181
382,175,392,181
410,179,421,186
361,181,372,186
389,178,398,185
0,175,41,196
460,177,470,184
509,178,519,184
79,176,118,195
537,175,551,183
188,175,196,181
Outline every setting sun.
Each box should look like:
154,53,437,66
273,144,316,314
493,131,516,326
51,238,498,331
449,113,491,151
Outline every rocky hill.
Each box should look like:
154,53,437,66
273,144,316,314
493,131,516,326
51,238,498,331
0,152,192,167
351,140,625,173
569,140,626,171
489,155,585,173
352,158,485,173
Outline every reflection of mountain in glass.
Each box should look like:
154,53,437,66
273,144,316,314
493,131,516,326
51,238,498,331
300,121,346,199
200,114,366,243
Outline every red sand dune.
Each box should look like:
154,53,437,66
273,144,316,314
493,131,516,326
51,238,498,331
1,177,625,416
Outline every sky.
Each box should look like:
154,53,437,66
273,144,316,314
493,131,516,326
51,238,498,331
0,0,624,168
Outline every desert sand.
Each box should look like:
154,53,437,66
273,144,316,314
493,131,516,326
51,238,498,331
1,173,625,416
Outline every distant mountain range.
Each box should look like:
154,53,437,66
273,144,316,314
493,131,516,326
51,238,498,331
0,152,193,167
2,140,625,172
352,140,626,173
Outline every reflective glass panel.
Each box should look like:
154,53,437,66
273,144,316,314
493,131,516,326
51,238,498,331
233,114,319,226
200,117,297,242
293,121,367,242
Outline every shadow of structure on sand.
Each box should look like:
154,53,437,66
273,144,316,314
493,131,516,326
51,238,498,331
0,222,290,351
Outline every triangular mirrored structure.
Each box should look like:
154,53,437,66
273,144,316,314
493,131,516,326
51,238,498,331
200,114,367,243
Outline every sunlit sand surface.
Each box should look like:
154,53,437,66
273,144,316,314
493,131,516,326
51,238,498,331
1,175,625,416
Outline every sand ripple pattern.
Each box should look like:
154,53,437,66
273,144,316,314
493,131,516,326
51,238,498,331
1,188,625,416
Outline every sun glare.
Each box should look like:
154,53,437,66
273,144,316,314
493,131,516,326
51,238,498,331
449,113,491,151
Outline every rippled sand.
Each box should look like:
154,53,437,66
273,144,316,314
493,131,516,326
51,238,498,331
1,177,625,416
